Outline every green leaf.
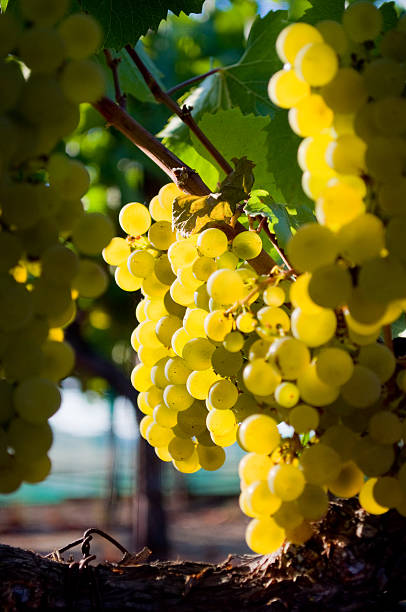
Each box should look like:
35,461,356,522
220,157,255,205
172,193,234,236
380,2,398,32
244,191,293,248
1,0,9,12
265,109,311,208
163,139,220,192
75,0,205,50
301,0,345,23
117,42,164,104
289,0,312,20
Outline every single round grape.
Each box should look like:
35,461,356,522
183,308,207,338
41,244,79,287
239,414,280,455
358,344,396,383
373,476,403,508
72,212,114,256
289,94,333,137
359,478,389,514
41,340,75,382
300,443,341,486
115,265,143,292
197,444,225,471
208,379,239,410
206,408,236,436
146,422,174,448
165,357,192,385
289,404,319,434
273,501,303,530
291,306,337,348
354,437,394,477
192,256,217,283
256,306,290,336
7,418,53,461
154,254,176,285
158,183,183,221
276,22,323,64
14,377,60,423
239,452,274,486
341,364,382,409
316,20,348,55
308,264,352,309
316,181,365,231
297,483,329,520
177,401,207,436
315,347,354,387
19,27,66,74
268,69,310,109
72,260,108,298
245,480,281,517
197,228,228,257
140,415,154,439
163,384,194,411
61,59,106,103
216,251,239,270
155,315,182,347
338,213,385,265
168,436,195,461
268,337,310,380
294,41,338,87
223,331,244,353
269,464,305,502
243,359,281,397
368,411,402,445
342,1,383,43
182,337,215,371
328,460,364,499
131,363,153,392
58,14,102,59
148,221,176,250
171,327,191,357
119,202,151,236
287,224,339,273
204,310,233,342
236,311,256,333
142,273,168,300
173,449,201,474
297,362,339,407
186,369,221,401
150,358,171,389
128,250,155,278
17,454,52,484
207,269,245,305
245,517,285,554
211,346,243,377
232,231,262,260
263,285,285,307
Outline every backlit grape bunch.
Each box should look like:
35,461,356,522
107,182,406,555
0,1,111,493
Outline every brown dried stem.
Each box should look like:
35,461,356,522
124,45,233,175
103,49,127,109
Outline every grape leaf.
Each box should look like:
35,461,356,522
301,0,345,23
163,140,220,192
289,0,312,20
74,0,205,50
380,2,398,32
117,43,164,104
244,190,293,248
1,0,9,12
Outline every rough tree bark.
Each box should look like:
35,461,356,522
1,500,405,611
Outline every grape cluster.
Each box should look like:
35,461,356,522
0,2,110,493
109,169,406,554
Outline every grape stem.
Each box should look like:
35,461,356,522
167,68,222,95
103,49,127,109
124,45,233,175
383,325,393,352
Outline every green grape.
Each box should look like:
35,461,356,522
358,344,395,383
183,337,215,371
19,27,65,74
177,264,203,291
256,306,290,336
342,1,382,43
148,220,175,250
168,240,197,273
365,137,406,181
354,437,394,477
0,381,14,425
300,443,341,486
233,394,258,422
158,183,183,221
173,449,201,474
16,454,51,484
239,414,280,454
197,228,228,257
373,476,403,509
58,14,102,59
183,308,207,338
115,264,142,292
165,357,192,385
149,195,168,223
239,452,274,485
269,464,305,502
216,251,239,270
196,444,225,471
211,345,243,377
0,12,21,57
145,385,164,410
72,260,108,298
163,384,194,411
3,337,44,381
127,250,155,278
245,480,281,517
171,327,191,357
243,359,281,397
289,403,319,433
20,0,69,25
294,41,338,87
326,134,366,175
170,278,194,307
150,358,170,389
55,197,84,233
321,68,368,116
273,501,303,530
192,256,217,282
291,307,337,347
177,401,207,436
137,392,153,416
140,415,154,439
315,347,354,387
316,20,348,55
154,255,176,285
142,273,168,299
0,461,22,494
223,331,244,353
196,427,216,447
353,102,380,142
346,287,386,326
364,58,405,100
373,96,406,137
298,133,333,174
168,436,195,461
208,379,238,410
40,340,75,382
316,181,365,231
297,483,329,520
155,315,182,347
368,411,402,445
146,422,174,448
60,58,105,103
338,213,385,265
380,29,406,62
287,224,339,273
327,460,364,499
378,178,406,215
297,362,339,406
290,274,318,314
131,363,153,392
268,337,310,380
386,216,406,267
0,279,33,332
263,285,285,307
119,202,151,236
308,264,352,309
232,231,262,260
41,245,79,287
276,22,322,64
0,60,24,113
288,94,333,137
155,446,172,462
358,256,406,304
204,310,233,342
7,418,53,461
236,311,256,333
0,182,42,230
14,377,61,423
359,478,389,515
268,69,310,109
206,408,236,435
245,517,285,554
207,269,245,305
186,369,221,401
48,155,90,199
72,212,114,256
274,382,299,408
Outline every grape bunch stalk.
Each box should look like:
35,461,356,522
105,0,406,554
0,0,113,493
